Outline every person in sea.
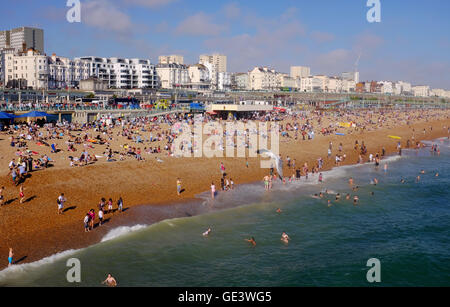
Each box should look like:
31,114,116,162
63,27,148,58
245,237,256,246
281,232,290,244
203,228,211,237
102,274,117,287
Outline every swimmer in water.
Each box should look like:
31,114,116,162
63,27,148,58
276,208,282,213
245,237,256,246
335,193,341,201
346,193,351,200
203,228,212,236
349,177,354,186
319,192,324,198
416,176,421,182
281,232,290,244
101,274,117,287
327,200,332,207
352,186,359,191
435,173,439,177
401,178,406,184
420,170,425,174
353,196,359,206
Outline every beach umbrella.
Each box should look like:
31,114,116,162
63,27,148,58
17,111,57,118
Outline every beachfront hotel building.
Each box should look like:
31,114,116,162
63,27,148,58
47,54,91,89
74,56,160,89
155,63,190,89
249,67,281,91
412,85,430,97
0,27,44,55
159,55,184,65
4,49,49,89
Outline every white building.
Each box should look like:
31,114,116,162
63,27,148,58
199,54,227,89
4,49,48,89
249,67,280,91
159,55,184,65
342,71,359,84
156,63,189,89
412,85,430,97
0,27,44,54
232,73,249,90
379,81,394,95
290,66,310,79
396,81,412,95
218,71,232,91
48,54,91,89
430,88,448,98
278,74,296,89
76,56,159,89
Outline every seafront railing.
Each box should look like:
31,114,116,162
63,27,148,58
0,105,186,113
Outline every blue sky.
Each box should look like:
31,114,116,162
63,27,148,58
1,0,449,88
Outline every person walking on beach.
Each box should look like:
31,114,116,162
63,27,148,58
98,209,104,226
220,162,225,176
8,248,13,267
89,209,95,230
211,182,215,199
84,213,90,232
107,198,113,214
177,178,182,196
102,274,117,287
0,186,4,207
57,193,66,215
117,197,123,213
19,184,25,204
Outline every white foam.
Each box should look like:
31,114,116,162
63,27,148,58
0,249,79,282
100,224,148,243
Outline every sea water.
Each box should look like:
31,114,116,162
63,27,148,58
1,138,449,287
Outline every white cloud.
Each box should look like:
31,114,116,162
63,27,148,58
175,12,227,36
223,2,241,19
82,0,133,36
311,31,335,43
